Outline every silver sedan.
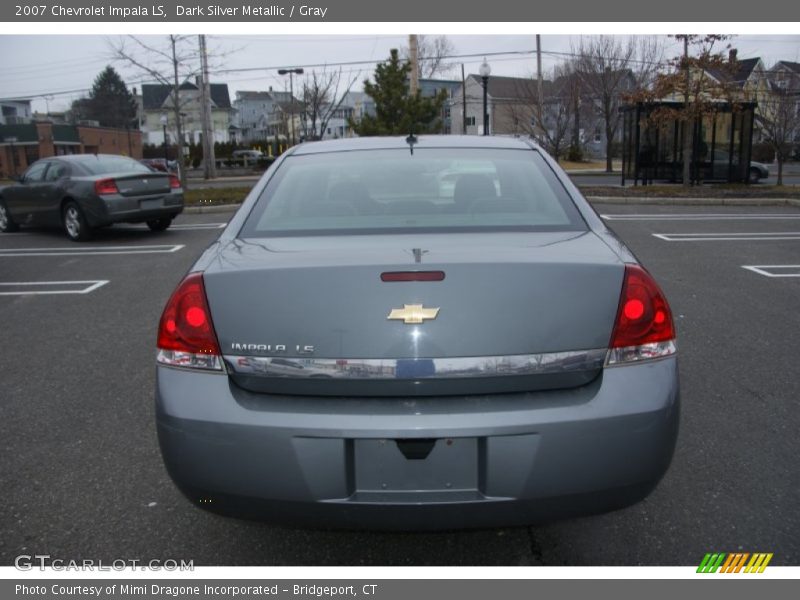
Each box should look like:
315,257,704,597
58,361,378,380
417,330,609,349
155,136,679,530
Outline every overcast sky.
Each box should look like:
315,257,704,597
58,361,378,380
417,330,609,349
1,34,799,113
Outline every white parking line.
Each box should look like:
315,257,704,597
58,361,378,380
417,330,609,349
653,232,800,242
0,244,184,257
0,280,109,296
603,213,800,221
742,265,800,278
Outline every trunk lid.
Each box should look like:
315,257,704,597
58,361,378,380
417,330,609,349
106,172,171,196
203,231,624,396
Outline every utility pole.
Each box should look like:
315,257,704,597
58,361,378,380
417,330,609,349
409,34,419,95
199,34,216,179
278,68,304,146
681,35,692,187
461,63,467,134
536,34,544,145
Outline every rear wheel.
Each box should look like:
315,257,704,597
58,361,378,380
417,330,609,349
62,201,92,242
749,167,761,183
0,199,20,233
146,217,173,232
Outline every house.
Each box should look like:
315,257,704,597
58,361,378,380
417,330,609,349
705,51,768,102
419,78,462,133
233,89,294,142
450,74,528,136
302,101,355,140
267,99,304,143
449,74,582,142
138,80,234,147
450,72,628,158
0,99,33,125
342,91,375,123
771,60,800,92
763,61,800,158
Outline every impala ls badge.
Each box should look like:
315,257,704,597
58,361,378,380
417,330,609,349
387,304,440,324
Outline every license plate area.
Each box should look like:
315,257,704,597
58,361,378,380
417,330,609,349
354,437,478,492
140,198,164,210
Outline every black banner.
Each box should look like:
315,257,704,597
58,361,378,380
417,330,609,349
1,0,799,22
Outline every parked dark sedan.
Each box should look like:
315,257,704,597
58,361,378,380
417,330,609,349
155,136,679,530
0,154,184,241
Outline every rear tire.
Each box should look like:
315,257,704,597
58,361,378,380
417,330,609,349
146,217,173,232
749,167,761,183
0,198,20,233
62,201,92,242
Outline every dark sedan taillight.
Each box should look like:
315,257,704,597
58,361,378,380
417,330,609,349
157,273,222,371
94,178,119,195
606,264,676,365
169,175,182,189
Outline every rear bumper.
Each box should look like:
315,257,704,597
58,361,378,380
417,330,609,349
84,192,184,226
155,356,679,530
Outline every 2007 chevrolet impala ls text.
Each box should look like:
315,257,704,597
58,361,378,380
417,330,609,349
155,135,679,530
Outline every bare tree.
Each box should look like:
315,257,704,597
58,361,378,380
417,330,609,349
300,68,359,141
401,35,456,79
631,35,666,90
573,36,636,172
506,63,576,162
757,74,800,185
109,35,200,183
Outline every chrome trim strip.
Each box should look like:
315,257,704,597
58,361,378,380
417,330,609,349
224,349,607,380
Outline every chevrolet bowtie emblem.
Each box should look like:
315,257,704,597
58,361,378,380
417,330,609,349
387,304,440,324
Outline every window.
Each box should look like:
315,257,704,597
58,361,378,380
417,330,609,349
239,147,586,238
23,161,48,183
465,116,476,126
44,162,69,181
70,155,150,175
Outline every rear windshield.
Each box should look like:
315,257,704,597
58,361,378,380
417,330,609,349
239,147,586,237
71,156,152,175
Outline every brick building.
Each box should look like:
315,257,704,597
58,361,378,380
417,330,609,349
0,122,142,178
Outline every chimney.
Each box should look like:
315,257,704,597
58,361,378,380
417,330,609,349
729,49,738,63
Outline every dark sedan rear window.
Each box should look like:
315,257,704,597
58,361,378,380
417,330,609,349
239,148,587,237
71,156,152,175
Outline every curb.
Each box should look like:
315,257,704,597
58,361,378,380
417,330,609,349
184,204,242,214
586,196,800,207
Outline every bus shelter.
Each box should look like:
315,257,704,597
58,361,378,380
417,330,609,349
620,101,757,185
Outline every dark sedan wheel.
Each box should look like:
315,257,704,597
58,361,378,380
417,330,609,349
749,167,762,183
146,217,173,232
0,199,20,233
62,201,92,242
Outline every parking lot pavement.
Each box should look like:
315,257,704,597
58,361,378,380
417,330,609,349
1,206,798,566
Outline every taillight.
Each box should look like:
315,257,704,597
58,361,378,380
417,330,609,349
157,273,222,371
606,264,676,365
94,178,119,195
169,175,181,189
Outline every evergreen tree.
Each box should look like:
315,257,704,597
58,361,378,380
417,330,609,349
350,49,448,136
85,66,137,129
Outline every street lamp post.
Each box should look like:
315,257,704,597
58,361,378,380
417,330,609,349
278,68,304,146
160,114,169,162
479,58,491,136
